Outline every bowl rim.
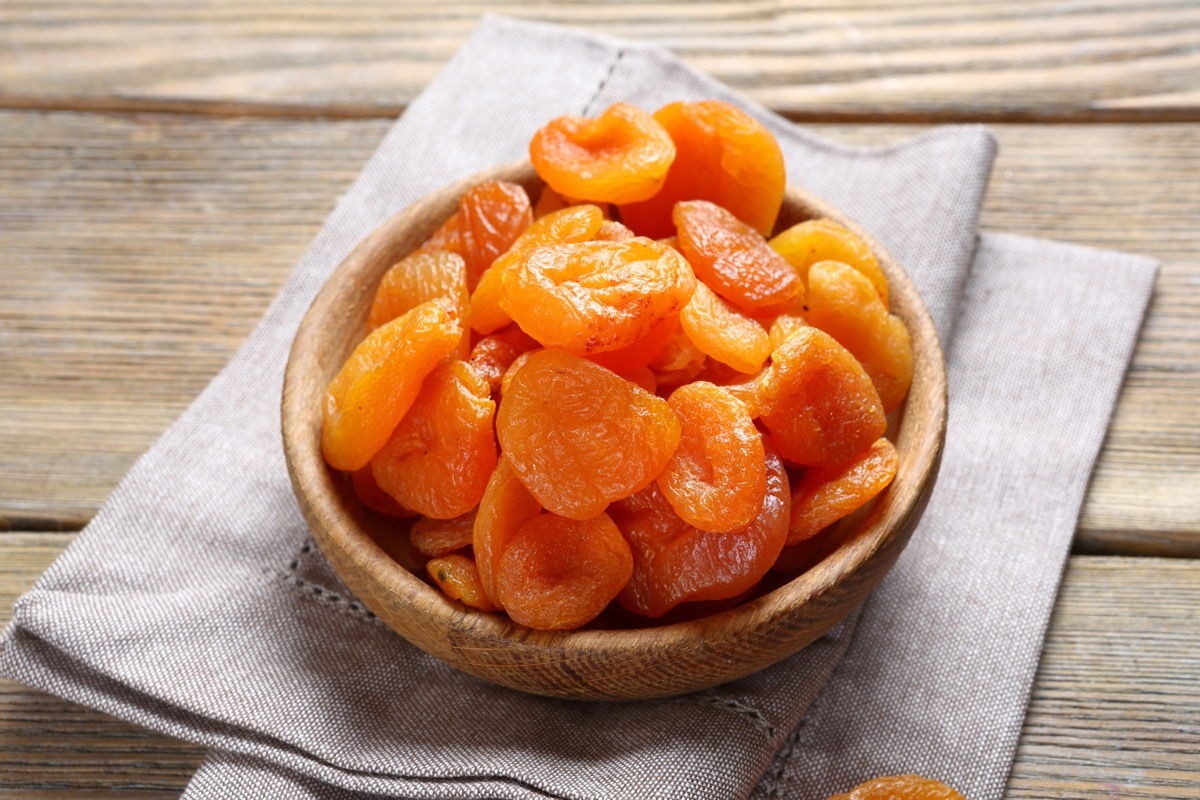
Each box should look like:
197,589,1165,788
281,160,947,696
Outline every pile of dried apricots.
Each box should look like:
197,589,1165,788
322,99,913,631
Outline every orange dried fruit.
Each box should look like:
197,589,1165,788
368,249,470,358
473,456,543,607
322,299,462,472
370,360,496,519
496,349,681,520
426,554,497,612
533,185,568,218
767,312,808,351
679,280,770,375
612,448,789,618
458,180,533,289
410,511,476,557
656,382,766,532
350,466,415,517
807,260,913,412
467,325,540,394
757,327,886,467
648,324,706,387
469,204,608,335
414,211,463,256
619,100,785,238
501,238,696,355
788,438,898,545
495,511,633,630
827,775,965,800
586,313,677,374
499,349,541,397
530,102,676,205
593,219,636,242
770,218,889,308
674,200,801,317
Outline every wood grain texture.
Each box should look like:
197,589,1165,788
1,112,1196,553
3,536,1196,796
1,1,1199,120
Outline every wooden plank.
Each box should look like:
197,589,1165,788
1,1,1199,120
2,536,1197,796
1,112,1196,552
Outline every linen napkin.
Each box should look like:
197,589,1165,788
0,16,1157,800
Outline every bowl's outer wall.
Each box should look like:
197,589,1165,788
282,162,948,701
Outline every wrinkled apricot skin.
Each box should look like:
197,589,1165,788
322,299,462,472
657,382,766,532
458,180,533,289
649,325,707,387
502,238,696,355
827,774,965,800
530,102,676,205
414,212,463,257
758,327,887,467
788,438,898,545
467,325,540,394
613,449,790,618
371,361,497,519
594,219,636,241
473,457,543,608
496,349,681,520
807,260,913,412
770,218,890,308
495,512,633,630
410,511,477,557
586,313,677,374
680,280,770,375
368,250,469,332
350,466,415,517
619,100,786,238
767,313,808,351
426,554,497,612
675,200,801,317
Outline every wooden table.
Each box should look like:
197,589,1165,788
2,3,1198,797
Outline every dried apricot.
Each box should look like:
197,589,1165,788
496,349,681,520
771,218,889,308
613,448,789,618
369,250,470,358
679,280,770,375
502,238,696,355
494,512,633,630
468,263,514,335
322,299,461,472
473,457,542,607
586,313,677,374
410,511,476,557
788,438,898,544
533,185,568,218
530,102,675,205
350,466,414,517
499,349,541,397
593,219,636,242
767,313,808,351
656,382,766,532
426,554,497,612
619,100,785,238
675,200,801,317
757,327,886,467
371,360,496,519
458,180,533,289
414,211,463,256
807,260,913,412
827,775,965,800
648,325,706,387
467,325,540,394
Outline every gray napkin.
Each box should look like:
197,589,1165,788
0,16,1157,800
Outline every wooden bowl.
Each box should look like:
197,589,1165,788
282,161,946,701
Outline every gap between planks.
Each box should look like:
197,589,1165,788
3,95,1200,124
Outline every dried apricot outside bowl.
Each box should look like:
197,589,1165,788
281,160,947,702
